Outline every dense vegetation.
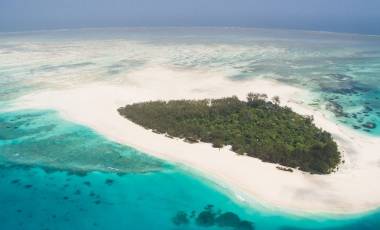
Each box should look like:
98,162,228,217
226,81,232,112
118,93,341,174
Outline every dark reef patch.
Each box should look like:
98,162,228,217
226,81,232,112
318,74,371,95
196,209,216,227
11,179,21,184
362,122,376,129
105,179,114,185
24,184,33,189
83,181,91,187
215,212,241,227
172,205,254,229
325,100,348,117
171,211,189,226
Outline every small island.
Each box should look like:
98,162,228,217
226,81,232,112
118,93,341,174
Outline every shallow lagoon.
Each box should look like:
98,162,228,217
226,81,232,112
1,109,380,230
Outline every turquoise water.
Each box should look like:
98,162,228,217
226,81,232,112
1,109,380,230
0,110,164,173
1,28,380,229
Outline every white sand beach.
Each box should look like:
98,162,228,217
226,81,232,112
14,66,380,215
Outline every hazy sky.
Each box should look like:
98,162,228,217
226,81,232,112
1,0,380,34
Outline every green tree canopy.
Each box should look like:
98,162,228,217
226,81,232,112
118,94,341,174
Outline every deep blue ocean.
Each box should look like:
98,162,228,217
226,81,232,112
1,28,380,229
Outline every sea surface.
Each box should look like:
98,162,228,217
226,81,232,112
1,28,380,229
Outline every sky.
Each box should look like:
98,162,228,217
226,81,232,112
1,0,380,35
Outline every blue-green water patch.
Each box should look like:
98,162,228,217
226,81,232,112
0,110,165,173
1,110,380,229
1,164,380,230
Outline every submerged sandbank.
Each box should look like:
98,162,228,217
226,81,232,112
13,66,380,215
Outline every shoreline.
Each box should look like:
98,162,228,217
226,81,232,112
12,66,380,215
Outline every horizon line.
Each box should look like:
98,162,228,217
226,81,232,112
1,25,380,38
